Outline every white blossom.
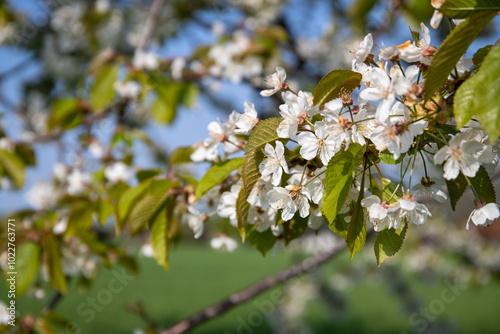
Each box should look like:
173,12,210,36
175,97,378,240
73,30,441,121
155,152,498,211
355,33,373,64
399,23,434,65
133,50,159,70
113,80,140,99
105,162,133,183
211,235,238,252
434,133,483,180
235,101,259,134
259,141,289,186
218,184,242,226
412,177,447,203
467,203,500,230
361,195,393,231
308,208,324,230
260,66,287,96
267,183,311,221
26,182,56,210
277,91,318,138
67,169,91,195
298,121,341,165
185,206,205,239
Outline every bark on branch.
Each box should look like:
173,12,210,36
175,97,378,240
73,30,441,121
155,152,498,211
136,0,165,51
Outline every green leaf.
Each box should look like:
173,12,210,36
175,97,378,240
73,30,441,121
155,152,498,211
117,181,150,222
246,225,276,256
15,144,36,166
195,158,245,200
439,0,500,18
328,213,350,239
379,150,405,165
313,70,362,106
455,45,500,139
470,166,496,203
241,149,265,198
151,203,169,270
152,87,176,124
169,146,194,165
67,203,94,234
382,178,403,201
245,117,285,154
445,172,468,210
374,223,408,266
90,64,119,110
282,215,308,245
472,44,492,65
321,144,365,224
44,234,67,294
15,242,40,296
236,186,251,241
96,199,113,226
346,168,366,258
425,11,496,100
0,149,25,188
48,98,82,130
137,169,162,182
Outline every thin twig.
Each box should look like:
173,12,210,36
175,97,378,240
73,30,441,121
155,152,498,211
161,231,374,334
42,291,63,314
136,0,165,52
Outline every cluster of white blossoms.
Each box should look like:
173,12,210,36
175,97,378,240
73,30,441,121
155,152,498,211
188,22,500,245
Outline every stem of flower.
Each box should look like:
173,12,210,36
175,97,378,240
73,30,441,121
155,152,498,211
419,150,429,178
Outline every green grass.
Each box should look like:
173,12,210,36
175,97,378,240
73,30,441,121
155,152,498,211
2,243,500,333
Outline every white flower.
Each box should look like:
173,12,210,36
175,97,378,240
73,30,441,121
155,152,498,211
260,67,287,96
53,217,68,235
190,142,218,162
0,137,14,152
67,169,91,195
412,177,447,203
26,182,56,210
361,195,393,231
395,197,431,226
113,80,140,99
430,10,444,30
0,301,10,325
287,166,325,205
211,235,238,252
277,91,318,138
355,33,373,64
298,121,341,165
271,224,284,237
185,206,205,238
218,184,242,226
359,67,411,124
467,203,500,230
53,162,70,181
434,134,483,180
249,206,277,232
88,140,105,159
379,45,399,61
247,179,274,209
259,141,289,186
399,23,434,65
267,184,311,221
171,57,186,81
140,243,154,257
105,162,133,183
235,101,259,134
308,208,324,230
133,50,159,70
205,121,241,155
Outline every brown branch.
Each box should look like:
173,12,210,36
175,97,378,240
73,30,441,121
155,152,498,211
161,231,374,334
136,0,166,51
42,291,63,314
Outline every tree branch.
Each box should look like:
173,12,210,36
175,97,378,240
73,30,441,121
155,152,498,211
136,0,166,52
161,231,374,334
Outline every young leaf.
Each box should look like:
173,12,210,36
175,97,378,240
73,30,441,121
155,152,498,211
445,172,468,210
169,146,194,165
236,186,251,241
48,98,82,130
470,166,496,204
455,45,500,139
151,201,171,271
246,225,276,256
424,11,496,100
346,167,366,259
44,234,67,294
0,149,25,188
195,158,245,200
16,242,40,296
439,0,500,18
152,86,176,124
472,44,492,65
128,191,170,234
379,150,405,165
321,144,365,224
374,223,408,266
242,148,264,197
328,213,350,240
245,117,284,154
313,70,362,106
118,181,151,223
90,64,119,110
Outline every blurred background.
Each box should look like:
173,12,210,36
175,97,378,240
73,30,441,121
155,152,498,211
0,0,500,333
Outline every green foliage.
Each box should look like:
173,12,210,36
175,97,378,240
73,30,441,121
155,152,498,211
195,158,245,200
245,117,285,154
446,167,496,210
313,70,362,106
454,45,500,139
439,0,500,18
150,199,173,271
43,234,67,294
424,11,496,100
15,242,40,296
328,213,350,239
0,149,25,188
90,64,119,110
321,144,365,224
96,199,113,226
374,223,408,266
117,181,151,224
445,172,468,211
246,225,276,256
151,82,198,124
346,168,366,259
169,146,194,165
48,98,82,130
282,215,308,245
472,44,492,65
236,186,251,241
379,150,405,165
